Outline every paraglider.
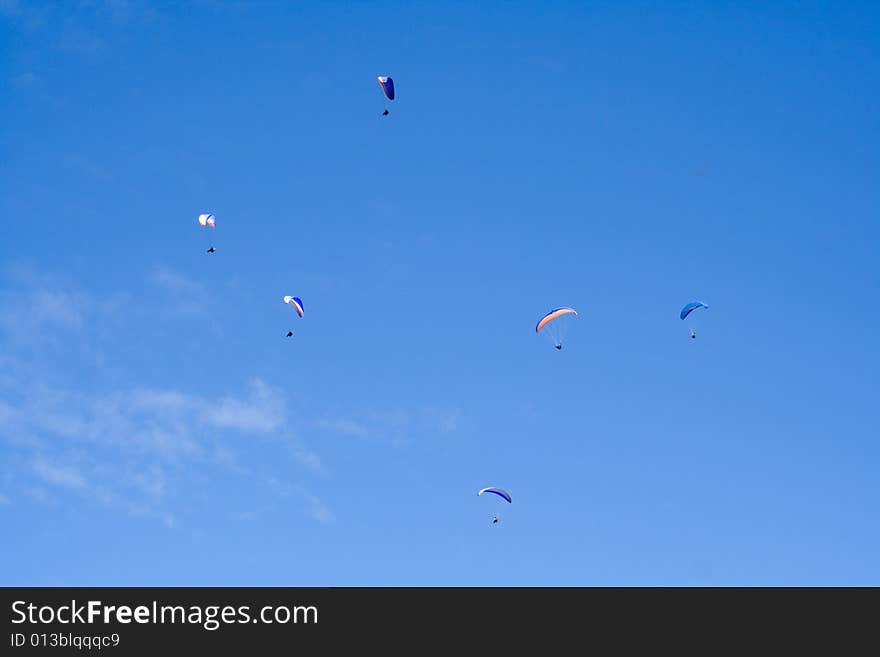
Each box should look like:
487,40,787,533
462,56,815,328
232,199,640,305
198,213,216,253
478,487,511,525
680,301,708,339
536,307,578,350
283,295,304,337
377,76,394,116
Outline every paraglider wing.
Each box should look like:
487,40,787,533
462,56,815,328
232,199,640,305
477,487,512,504
377,76,395,100
283,295,304,318
536,307,578,333
679,301,708,320
198,213,215,228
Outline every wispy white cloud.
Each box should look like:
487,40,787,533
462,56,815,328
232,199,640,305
0,275,86,337
266,478,334,525
148,264,214,319
119,378,287,437
130,463,165,498
0,375,314,522
207,379,286,433
2,376,290,454
0,268,132,360
427,408,463,434
302,490,334,525
292,448,322,471
316,406,463,447
0,268,322,525
32,458,86,489
315,417,369,438
149,265,206,298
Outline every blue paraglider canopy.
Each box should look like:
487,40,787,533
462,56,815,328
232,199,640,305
680,301,708,320
477,487,512,504
377,76,395,100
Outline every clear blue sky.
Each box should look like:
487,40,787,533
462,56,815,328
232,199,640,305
1,1,878,585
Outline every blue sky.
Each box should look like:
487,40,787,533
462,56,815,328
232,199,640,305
1,0,878,585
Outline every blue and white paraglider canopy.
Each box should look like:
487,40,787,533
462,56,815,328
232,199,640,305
283,295,304,318
477,487,512,504
377,75,395,100
679,301,708,320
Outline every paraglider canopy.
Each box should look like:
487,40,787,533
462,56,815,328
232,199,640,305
377,76,395,100
198,213,215,228
679,301,708,320
283,295,304,318
536,307,578,333
477,487,512,504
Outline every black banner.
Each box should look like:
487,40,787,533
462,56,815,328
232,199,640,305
2,587,876,653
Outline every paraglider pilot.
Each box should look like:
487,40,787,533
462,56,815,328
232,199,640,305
207,246,216,253
492,516,499,525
